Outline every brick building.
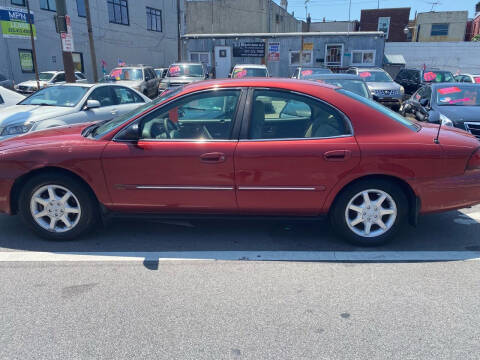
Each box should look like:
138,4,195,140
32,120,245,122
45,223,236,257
360,7,411,42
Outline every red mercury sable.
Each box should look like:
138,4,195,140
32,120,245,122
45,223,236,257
0,78,479,245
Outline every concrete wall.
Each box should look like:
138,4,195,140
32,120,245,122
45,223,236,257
185,0,301,34
184,33,385,78
385,42,480,73
309,21,358,33
0,0,179,83
413,11,468,42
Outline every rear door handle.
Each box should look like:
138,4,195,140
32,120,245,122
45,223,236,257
324,150,351,161
200,152,226,163
111,109,118,115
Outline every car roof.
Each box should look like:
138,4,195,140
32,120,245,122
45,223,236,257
233,64,267,68
431,82,480,88
353,67,383,71
170,62,203,66
308,74,365,80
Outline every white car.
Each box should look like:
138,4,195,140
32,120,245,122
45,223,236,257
15,71,88,94
0,86,25,108
0,83,149,140
230,64,269,79
455,73,480,84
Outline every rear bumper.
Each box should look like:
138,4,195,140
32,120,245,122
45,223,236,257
376,98,402,108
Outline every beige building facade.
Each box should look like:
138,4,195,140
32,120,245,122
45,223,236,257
412,11,468,42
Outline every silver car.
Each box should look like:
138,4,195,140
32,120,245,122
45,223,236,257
159,63,208,91
0,86,25,108
0,83,149,140
108,65,159,99
15,71,88,94
347,67,404,110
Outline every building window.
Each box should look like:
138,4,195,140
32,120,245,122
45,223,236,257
325,44,344,67
289,51,313,66
431,23,449,36
72,52,84,73
11,0,25,6
146,7,162,32
351,50,376,66
76,0,86,17
377,17,391,39
108,0,129,25
40,0,56,11
18,49,34,73
189,52,211,66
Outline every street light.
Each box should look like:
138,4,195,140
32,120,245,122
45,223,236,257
403,26,410,35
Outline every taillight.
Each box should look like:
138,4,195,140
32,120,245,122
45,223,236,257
467,148,480,171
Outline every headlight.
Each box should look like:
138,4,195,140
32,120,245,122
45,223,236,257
400,86,405,95
1,123,34,136
440,113,454,127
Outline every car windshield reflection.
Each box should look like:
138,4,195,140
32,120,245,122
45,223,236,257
19,86,89,107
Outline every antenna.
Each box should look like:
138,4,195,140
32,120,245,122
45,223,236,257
434,123,442,144
305,0,310,20
426,1,442,11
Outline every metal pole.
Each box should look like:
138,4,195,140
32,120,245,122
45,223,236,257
26,0,40,90
55,0,76,83
177,0,182,61
84,0,98,82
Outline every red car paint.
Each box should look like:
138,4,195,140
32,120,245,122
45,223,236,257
0,78,479,218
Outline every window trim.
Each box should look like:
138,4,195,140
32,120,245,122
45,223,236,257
188,51,212,67
431,23,449,36
11,0,26,6
146,6,162,32
40,0,56,12
350,50,376,66
325,43,344,67
239,87,354,142
113,88,247,143
108,0,130,26
288,50,313,66
18,48,34,73
76,0,86,17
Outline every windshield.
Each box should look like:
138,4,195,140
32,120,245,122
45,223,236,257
359,70,392,82
423,71,454,83
298,68,332,79
39,72,55,81
339,89,419,131
19,86,89,107
168,64,204,77
110,68,143,81
92,86,184,138
322,79,370,98
232,67,268,78
435,85,480,106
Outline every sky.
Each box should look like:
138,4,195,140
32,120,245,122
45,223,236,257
273,0,477,22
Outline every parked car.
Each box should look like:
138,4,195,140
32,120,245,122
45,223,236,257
454,74,480,84
291,67,332,79
15,71,87,94
0,83,149,140
230,64,269,78
1,79,479,246
395,68,455,95
347,67,403,110
159,63,208,91
109,65,159,99
401,83,480,140
307,74,372,99
0,73,14,90
155,68,168,79
0,86,25,108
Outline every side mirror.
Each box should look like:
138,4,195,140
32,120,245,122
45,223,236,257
420,98,429,107
85,100,101,110
118,123,140,142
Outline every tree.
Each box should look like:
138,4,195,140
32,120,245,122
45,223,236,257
473,34,480,42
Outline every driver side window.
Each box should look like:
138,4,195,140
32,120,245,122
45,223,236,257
140,90,241,140
53,73,65,83
88,86,116,107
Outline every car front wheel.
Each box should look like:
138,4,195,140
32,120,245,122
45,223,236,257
19,174,98,241
330,180,408,246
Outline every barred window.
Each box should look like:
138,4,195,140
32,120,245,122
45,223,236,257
147,7,162,32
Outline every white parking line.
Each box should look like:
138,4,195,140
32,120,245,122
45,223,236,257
0,251,479,262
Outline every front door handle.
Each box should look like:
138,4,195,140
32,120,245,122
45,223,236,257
324,150,351,161
111,109,118,115
200,152,226,163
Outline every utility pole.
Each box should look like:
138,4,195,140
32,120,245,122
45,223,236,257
177,0,182,61
26,0,40,90
55,0,76,82
84,0,98,82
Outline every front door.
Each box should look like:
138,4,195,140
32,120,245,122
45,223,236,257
235,89,361,215
214,46,232,79
101,88,244,213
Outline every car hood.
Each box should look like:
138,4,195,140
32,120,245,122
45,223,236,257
113,80,143,88
163,77,203,84
0,105,76,127
436,106,480,124
17,80,48,88
366,82,401,91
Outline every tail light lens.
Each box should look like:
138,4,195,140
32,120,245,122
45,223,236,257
467,148,480,171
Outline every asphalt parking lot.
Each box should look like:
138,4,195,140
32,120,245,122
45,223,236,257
1,206,480,359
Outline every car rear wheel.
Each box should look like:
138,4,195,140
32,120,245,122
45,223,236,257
19,174,99,241
330,180,407,246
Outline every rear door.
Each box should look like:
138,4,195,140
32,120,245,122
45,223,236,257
111,86,148,115
234,89,361,215
84,86,120,121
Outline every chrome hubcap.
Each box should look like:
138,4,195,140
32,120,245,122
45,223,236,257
30,185,81,233
345,189,397,238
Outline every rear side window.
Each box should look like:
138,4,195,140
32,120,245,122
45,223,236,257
88,86,116,107
248,90,351,140
0,95,4,104
113,87,145,104
339,89,419,131
76,73,86,80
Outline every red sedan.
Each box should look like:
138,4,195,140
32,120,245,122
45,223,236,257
0,78,479,245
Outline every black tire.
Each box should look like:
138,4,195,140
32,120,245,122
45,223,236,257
330,179,408,246
19,173,99,241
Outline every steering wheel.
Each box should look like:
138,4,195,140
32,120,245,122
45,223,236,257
163,118,179,139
